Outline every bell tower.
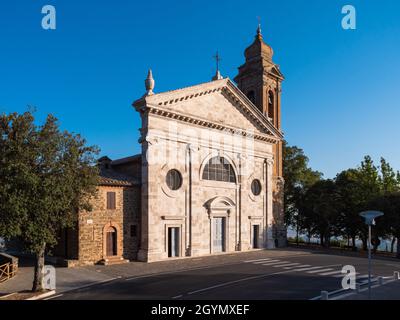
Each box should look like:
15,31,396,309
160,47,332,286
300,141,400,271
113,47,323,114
234,24,284,177
235,25,286,247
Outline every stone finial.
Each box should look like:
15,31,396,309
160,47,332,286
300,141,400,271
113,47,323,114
144,69,155,96
212,70,223,81
256,23,263,40
257,23,262,36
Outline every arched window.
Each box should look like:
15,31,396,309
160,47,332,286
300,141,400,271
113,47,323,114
246,90,255,104
268,90,274,121
202,157,236,183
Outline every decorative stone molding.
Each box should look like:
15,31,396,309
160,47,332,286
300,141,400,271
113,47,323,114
266,158,274,166
102,221,122,259
145,135,159,146
160,164,187,198
248,216,263,220
161,216,185,221
247,173,263,202
204,196,235,218
147,105,279,144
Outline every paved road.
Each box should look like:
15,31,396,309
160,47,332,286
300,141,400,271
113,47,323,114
51,250,400,300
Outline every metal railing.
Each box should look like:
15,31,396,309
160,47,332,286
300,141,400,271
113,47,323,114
0,261,18,283
312,271,400,300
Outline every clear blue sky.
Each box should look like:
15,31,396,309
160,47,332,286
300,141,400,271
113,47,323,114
1,0,399,178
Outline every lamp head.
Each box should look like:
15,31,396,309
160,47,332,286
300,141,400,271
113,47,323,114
359,211,384,226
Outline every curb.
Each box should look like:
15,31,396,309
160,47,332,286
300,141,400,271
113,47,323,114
25,290,56,300
0,292,17,300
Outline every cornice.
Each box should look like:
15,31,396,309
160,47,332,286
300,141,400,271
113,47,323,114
145,103,279,144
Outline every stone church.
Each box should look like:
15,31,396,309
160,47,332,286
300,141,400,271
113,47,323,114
54,26,287,266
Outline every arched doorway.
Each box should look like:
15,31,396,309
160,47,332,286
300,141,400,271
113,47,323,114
106,226,117,257
205,196,236,254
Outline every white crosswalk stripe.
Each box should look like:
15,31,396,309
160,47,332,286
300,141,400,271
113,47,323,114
268,262,295,267
261,261,290,266
292,266,326,272
244,258,272,263
243,258,376,281
319,270,342,276
272,263,301,268
283,264,311,270
253,259,281,265
307,268,334,274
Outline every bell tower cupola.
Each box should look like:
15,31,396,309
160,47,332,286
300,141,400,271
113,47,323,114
234,24,284,178
234,25,284,130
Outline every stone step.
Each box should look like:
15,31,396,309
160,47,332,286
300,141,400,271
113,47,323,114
99,256,129,266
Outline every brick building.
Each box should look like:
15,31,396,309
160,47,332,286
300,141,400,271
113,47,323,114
54,26,287,266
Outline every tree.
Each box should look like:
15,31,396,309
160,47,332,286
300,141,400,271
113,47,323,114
300,179,340,247
354,156,382,250
335,169,364,251
0,111,99,291
282,140,322,243
379,157,399,194
368,193,400,258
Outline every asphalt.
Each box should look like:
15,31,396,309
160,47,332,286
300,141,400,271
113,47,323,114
45,249,400,300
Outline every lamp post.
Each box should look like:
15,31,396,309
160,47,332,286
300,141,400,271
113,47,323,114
359,211,384,299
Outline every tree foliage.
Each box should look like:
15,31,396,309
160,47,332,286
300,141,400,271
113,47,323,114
0,111,99,291
282,140,322,228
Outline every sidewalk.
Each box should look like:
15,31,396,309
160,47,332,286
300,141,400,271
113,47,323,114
0,256,114,297
337,280,400,300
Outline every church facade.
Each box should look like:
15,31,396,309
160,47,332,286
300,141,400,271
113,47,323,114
54,26,287,265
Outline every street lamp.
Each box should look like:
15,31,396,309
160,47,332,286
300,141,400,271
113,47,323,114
359,210,384,299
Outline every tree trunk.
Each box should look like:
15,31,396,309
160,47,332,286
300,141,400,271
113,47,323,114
320,233,324,247
397,238,400,259
361,237,368,251
391,237,396,254
324,234,330,248
32,243,46,292
351,235,357,251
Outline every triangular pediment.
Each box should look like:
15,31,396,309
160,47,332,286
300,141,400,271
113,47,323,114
134,78,283,141
268,65,284,80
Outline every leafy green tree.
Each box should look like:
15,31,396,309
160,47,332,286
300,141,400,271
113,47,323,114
379,157,399,194
335,169,365,250
300,179,340,247
282,140,322,242
368,193,400,258
0,111,99,291
354,156,382,250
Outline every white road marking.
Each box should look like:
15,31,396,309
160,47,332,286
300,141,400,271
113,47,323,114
319,270,342,276
172,295,183,299
253,259,281,265
307,268,334,274
272,263,301,268
261,261,290,266
358,274,369,279
244,258,272,263
284,264,311,270
292,266,326,272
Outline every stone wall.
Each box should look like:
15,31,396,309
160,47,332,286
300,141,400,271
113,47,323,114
77,185,140,264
